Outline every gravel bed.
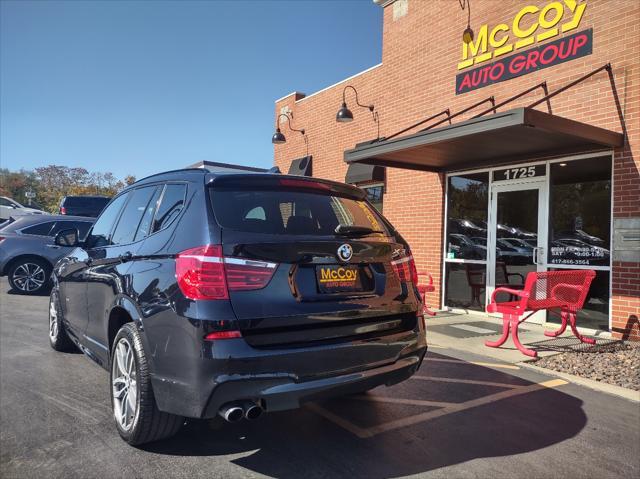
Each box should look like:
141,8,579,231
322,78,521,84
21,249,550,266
534,341,640,391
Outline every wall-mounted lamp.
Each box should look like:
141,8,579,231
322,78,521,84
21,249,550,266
459,0,474,44
272,113,308,156
336,85,380,139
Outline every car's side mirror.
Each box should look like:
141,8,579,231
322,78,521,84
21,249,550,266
55,228,80,247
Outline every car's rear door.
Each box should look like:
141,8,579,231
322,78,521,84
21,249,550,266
210,176,420,350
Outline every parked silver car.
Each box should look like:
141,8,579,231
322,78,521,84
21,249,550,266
0,215,94,294
0,196,46,223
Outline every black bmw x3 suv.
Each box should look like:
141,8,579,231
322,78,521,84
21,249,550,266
48,168,427,445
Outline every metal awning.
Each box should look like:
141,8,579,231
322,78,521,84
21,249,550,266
287,156,312,176
343,108,624,172
345,163,385,184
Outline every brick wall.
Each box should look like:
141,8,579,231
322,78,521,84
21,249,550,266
274,0,640,339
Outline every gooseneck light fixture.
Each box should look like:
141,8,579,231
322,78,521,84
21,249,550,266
459,0,473,44
272,113,308,156
336,85,380,140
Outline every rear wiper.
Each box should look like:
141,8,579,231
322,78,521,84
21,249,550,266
334,225,384,236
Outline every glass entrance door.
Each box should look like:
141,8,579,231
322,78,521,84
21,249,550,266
487,182,547,323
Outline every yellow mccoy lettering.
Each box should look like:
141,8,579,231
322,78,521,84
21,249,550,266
320,268,358,283
458,0,587,70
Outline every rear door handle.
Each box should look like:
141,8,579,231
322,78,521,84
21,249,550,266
46,244,61,249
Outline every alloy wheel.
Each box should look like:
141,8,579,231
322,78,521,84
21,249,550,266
112,338,138,431
12,263,46,292
49,295,58,340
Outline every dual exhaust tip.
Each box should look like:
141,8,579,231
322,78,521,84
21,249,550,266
219,400,263,423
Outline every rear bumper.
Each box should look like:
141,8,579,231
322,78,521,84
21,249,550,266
149,327,427,419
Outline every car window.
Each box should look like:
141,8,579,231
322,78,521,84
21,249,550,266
152,184,186,233
133,186,162,242
111,186,159,245
212,187,390,236
63,197,109,207
0,198,15,207
86,193,130,249
21,221,56,236
50,221,93,240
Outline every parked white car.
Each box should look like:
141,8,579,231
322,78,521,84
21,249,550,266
0,196,47,223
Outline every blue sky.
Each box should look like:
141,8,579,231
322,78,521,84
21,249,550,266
0,0,382,180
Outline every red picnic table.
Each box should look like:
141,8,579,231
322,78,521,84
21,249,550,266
485,269,596,358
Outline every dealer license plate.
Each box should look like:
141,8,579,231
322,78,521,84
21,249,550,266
316,265,363,293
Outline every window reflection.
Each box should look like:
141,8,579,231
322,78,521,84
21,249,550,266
549,157,611,267
446,173,488,260
444,263,487,311
548,269,610,331
362,184,384,213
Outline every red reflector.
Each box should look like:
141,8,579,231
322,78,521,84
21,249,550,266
204,330,242,340
279,178,331,190
176,246,278,300
60,207,67,215
176,245,228,300
391,254,418,284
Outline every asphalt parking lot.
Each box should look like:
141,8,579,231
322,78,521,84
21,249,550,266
1,277,638,479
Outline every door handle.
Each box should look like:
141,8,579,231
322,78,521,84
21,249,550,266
119,251,133,263
46,244,61,249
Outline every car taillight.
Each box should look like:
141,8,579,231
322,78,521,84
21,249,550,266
176,245,277,300
60,207,67,215
224,258,278,291
391,254,418,284
0,236,5,243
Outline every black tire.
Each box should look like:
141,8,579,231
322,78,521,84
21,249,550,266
48,289,75,352
110,323,183,445
8,257,51,295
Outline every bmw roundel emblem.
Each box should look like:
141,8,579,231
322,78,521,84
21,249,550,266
337,244,353,262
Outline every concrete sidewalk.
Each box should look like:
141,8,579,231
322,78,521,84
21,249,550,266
425,310,613,364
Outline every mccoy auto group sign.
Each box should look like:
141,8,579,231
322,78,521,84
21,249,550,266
456,0,592,94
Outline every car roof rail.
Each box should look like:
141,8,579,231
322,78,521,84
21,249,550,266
267,166,282,174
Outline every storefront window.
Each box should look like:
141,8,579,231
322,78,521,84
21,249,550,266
547,269,610,332
444,172,489,312
548,157,611,267
446,173,488,260
444,263,487,312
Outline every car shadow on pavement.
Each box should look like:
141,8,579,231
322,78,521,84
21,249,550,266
6,287,51,297
141,352,587,478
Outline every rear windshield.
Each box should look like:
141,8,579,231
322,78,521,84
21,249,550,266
211,187,390,236
63,197,110,208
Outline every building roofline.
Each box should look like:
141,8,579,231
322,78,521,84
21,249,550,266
274,91,304,103
273,63,383,106
296,63,383,104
